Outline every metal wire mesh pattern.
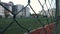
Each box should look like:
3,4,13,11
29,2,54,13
0,0,56,34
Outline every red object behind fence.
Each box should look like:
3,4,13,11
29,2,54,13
31,23,55,34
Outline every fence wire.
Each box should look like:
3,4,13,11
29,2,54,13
0,0,56,34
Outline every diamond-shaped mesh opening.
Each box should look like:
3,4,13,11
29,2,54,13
2,21,27,34
0,0,56,34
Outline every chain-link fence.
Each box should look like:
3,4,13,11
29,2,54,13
0,0,58,34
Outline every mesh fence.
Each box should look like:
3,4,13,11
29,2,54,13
0,0,56,34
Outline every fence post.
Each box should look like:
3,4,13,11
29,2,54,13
55,0,60,34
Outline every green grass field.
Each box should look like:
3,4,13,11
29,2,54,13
0,17,55,34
